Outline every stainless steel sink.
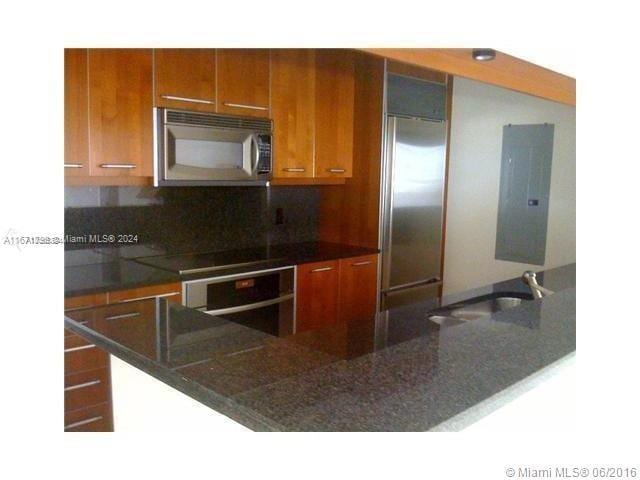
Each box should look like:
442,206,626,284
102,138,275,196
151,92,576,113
427,292,533,324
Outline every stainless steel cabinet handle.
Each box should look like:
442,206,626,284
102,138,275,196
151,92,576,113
310,267,333,273
104,312,141,321
99,164,137,169
64,344,96,354
283,167,306,173
65,416,103,430
64,379,101,392
352,261,373,267
161,95,215,105
223,102,268,111
327,168,346,173
64,163,83,168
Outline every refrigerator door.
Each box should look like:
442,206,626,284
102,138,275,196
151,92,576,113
381,116,446,306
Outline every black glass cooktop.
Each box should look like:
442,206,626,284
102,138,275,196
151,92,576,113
134,246,284,275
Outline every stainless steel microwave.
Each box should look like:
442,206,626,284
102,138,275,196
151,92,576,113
153,108,272,186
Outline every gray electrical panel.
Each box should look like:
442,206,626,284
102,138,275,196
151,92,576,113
495,124,554,266
387,74,446,121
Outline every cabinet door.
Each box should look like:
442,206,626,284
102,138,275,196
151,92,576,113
338,254,378,323
154,49,216,112
314,49,355,178
64,49,89,177
296,260,339,333
271,49,315,178
88,49,153,177
216,49,270,118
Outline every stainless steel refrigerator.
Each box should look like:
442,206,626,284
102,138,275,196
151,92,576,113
380,114,447,310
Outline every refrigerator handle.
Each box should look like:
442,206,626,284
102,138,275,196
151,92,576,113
380,115,397,292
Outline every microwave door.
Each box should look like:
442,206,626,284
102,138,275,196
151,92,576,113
163,125,256,182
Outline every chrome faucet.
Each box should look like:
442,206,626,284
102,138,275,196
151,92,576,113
522,271,554,299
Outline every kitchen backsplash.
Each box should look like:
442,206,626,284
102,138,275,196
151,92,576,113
64,186,320,252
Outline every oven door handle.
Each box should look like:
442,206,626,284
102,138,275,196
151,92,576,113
198,293,294,317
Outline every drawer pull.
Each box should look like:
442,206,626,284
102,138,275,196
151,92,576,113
283,167,306,173
310,267,333,273
104,312,141,321
222,102,268,111
64,379,101,392
114,292,180,303
64,344,96,354
64,163,83,168
161,95,215,105
327,168,346,173
352,261,373,267
65,416,103,430
99,164,137,169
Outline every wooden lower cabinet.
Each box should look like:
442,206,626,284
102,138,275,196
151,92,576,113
338,254,378,323
295,254,379,333
296,260,339,333
64,282,181,432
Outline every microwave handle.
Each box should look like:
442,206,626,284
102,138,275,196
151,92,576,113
251,134,260,175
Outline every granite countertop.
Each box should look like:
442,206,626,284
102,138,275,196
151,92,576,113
64,263,576,431
64,241,379,297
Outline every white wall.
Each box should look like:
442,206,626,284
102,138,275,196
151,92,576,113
443,78,576,295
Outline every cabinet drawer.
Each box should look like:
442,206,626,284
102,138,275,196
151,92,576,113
64,401,113,432
64,367,110,412
64,334,108,374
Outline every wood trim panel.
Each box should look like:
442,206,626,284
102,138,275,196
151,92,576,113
270,177,345,186
64,176,153,186
359,48,576,106
318,53,384,248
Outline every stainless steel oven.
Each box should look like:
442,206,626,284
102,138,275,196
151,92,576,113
154,108,272,186
182,267,295,337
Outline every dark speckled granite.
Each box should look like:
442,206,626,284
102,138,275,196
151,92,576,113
64,260,181,297
64,263,576,431
64,241,379,297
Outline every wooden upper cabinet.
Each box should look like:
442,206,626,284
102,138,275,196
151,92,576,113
338,254,378,323
271,49,315,178
315,49,355,178
154,49,216,112
65,49,89,177
88,49,153,177
216,49,270,118
296,260,339,333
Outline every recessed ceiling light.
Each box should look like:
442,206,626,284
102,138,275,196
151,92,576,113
472,49,496,61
